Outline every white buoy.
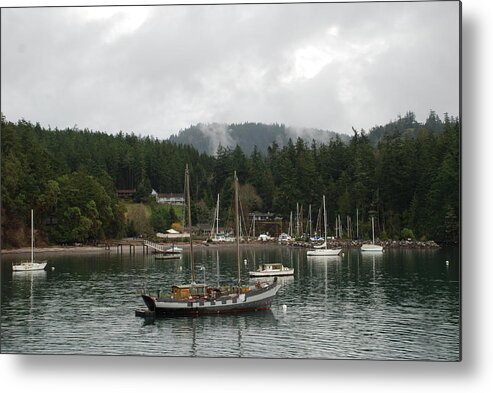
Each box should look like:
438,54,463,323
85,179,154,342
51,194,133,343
51,266,55,271
446,260,449,266
282,304,287,313
179,266,182,271
244,259,247,264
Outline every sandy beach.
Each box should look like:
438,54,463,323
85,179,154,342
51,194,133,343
0,240,283,256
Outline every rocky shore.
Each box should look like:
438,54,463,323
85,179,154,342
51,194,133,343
286,239,441,249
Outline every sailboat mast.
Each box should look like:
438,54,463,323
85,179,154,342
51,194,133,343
31,209,34,263
289,211,293,237
185,165,195,283
372,216,375,245
234,171,241,286
356,208,359,240
309,204,312,238
323,195,327,249
296,203,299,238
216,194,220,237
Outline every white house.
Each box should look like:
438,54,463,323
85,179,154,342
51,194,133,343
151,189,185,205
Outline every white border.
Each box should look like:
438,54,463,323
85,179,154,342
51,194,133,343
1,0,491,392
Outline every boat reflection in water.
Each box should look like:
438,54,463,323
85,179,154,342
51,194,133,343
147,308,280,357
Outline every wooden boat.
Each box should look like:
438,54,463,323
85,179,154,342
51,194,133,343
12,210,47,272
307,195,341,257
360,216,383,252
249,263,294,277
140,167,280,316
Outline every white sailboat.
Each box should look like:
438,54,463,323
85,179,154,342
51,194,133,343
210,194,234,242
361,216,383,252
307,195,341,256
12,210,48,272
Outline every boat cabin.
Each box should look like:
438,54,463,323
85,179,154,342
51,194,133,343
172,284,208,299
258,263,283,271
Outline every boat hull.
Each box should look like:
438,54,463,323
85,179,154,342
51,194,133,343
249,269,294,277
307,249,341,256
12,261,47,271
142,281,280,316
155,254,181,260
360,244,383,252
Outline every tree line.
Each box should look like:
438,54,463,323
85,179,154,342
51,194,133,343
0,110,459,247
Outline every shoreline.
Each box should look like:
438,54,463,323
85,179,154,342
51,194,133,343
1,238,442,256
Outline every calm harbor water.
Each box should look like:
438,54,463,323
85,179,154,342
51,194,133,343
1,245,460,360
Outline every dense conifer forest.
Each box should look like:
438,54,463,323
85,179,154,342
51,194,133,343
0,110,459,248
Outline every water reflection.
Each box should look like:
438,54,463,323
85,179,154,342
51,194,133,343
146,309,279,357
1,246,460,360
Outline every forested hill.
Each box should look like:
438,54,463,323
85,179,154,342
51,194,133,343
1,110,459,248
168,111,456,155
366,110,457,146
168,122,348,155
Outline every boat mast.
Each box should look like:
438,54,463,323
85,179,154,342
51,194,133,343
356,208,359,240
289,211,293,237
308,204,312,238
185,164,195,283
31,209,34,263
371,216,375,245
298,205,303,236
347,215,350,239
216,193,220,237
234,171,241,286
296,202,299,238
323,195,327,249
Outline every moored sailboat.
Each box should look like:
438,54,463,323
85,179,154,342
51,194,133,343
307,195,341,257
12,210,48,272
361,216,383,252
140,167,280,316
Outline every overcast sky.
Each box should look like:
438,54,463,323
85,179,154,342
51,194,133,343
1,1,460,138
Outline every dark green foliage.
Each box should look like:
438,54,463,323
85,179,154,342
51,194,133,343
47,172,124,244
0,111,460,246
150,204,171,233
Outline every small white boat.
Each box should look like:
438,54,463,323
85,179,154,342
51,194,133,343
360,244,383,252
12,261,48,271
13,210,48,272
166,245,183,254
307,248,341,256
155,253,182,260
249,263,294,277
278,233,292,243
360,216,383,252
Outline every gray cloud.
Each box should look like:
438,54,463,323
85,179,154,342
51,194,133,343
1,2,460,137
